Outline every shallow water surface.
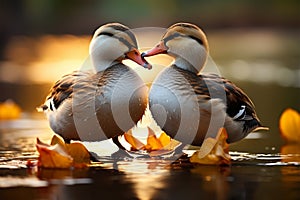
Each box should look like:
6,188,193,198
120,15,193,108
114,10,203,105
1,116,300,200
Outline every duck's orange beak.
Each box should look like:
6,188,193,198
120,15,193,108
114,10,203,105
126,48,152,70
141,41,168,57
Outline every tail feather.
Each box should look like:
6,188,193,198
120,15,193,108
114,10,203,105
36,104,48,112
244,118,269,133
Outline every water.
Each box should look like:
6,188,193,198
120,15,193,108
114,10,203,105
1,115,300,200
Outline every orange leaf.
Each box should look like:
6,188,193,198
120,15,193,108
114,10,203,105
190,128,231,165
146,127,163,151
279,108,300,143
36,142,73,168
36,135,90,168
124,130,145,150
66,142,90,166
51,134,66,148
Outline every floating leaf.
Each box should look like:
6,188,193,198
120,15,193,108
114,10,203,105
36,141,73,168
158,132,171,147
67,142,91,167
51,134,66,147
124,130,145,151
190,128,231,165
123,127,181,156
36,135,90,168
279,108,300,143
145,127,163,151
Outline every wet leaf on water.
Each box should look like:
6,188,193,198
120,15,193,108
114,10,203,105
279,108,300,143
190,128,231,165
124,127,181,156
36,135,90,169
158,132,172,147
67,142,91,167
36,141,73,168
124,129,145,151
145,127,163,151
51,134,66,148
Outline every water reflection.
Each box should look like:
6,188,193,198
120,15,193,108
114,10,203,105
1,116,300,199
117,159,170,200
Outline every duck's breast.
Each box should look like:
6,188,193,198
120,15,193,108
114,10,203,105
92,64,148,139
149,67,204,144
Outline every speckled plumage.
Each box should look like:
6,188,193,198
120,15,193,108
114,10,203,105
144,22,266,145
39,23,149,142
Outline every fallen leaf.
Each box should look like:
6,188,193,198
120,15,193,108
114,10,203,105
158,132,171,147
67,142,91,166
36,142,73,168
51,134,66,148
279,108,300,143
124,129,145,150
145,127,163,151
190,128,231,165
123,127,181,156
36,135,90,168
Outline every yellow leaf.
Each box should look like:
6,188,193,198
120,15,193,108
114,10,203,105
124,130,145,150
146,127,163,151
158,132,171,147
279,108,300,143
190,128,231,165
162,139,181,151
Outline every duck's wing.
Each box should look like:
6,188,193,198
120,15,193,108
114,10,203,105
39,71,90,112
200,74,257,120
171,67,258,122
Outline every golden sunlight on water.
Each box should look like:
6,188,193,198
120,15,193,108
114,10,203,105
118,159,170,200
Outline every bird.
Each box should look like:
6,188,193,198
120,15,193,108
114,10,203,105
142,22,267,146
39,23,151,143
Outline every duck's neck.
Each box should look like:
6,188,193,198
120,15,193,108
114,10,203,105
89,36,127,72
174,57,203,74
171,45,208,74
92,59,120,72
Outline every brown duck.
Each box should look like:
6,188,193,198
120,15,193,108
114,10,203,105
142,23,267,146
39,23,151,143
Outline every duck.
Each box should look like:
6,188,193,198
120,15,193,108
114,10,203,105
142,22,267,146
39,23,151,143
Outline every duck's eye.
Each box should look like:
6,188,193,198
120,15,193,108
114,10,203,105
188,35,204,45
96,32,114,37
163,32,181,43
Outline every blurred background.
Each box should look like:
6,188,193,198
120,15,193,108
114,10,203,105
0,0,299,151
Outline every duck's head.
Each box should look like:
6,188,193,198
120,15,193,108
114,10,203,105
89,23,151,71
142,23,209,73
